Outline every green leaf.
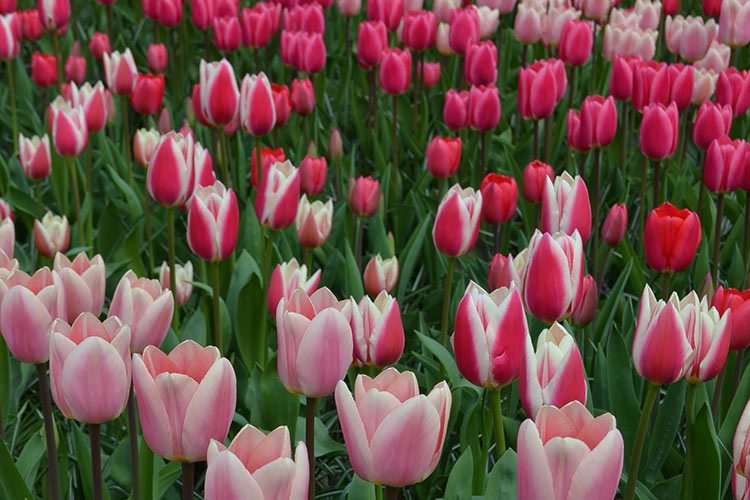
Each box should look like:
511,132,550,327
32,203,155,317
720,362,750,452
138,437,158,500
689,406,721,499
444,446,474,500
15,433,44,490
294,415,345,457
646,382,686,484
344,240,364,300
485,450,517,499
257,359,300,439
607,332,641,461
595,261,632,345
347,474,376,500
396,217,430,300
0,439,33,499
225,251,264,372
157,461,182,497
416,331,460,384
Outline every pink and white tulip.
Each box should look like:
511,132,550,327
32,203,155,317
54,252,105,320
295,195,333,249
159,261,194,306
268,259,321,315
34,212,70,258
363,255,399,297
432,184,483,258
345,291,404,368
541,173,592,243
255,160,300,230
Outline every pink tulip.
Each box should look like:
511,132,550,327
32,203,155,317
0,267,63,364
109,270,174,353
514,1,544,45
147,131,195,207
205,424,308,499
335,369,451,487
682,292,732,383
199,59,240,128
402,10,437,51
344,291,404,367
433,0,460,23
666,15,719,62
295,195,333,249
133,128,161,168
566,95,618,152
693,40,730,73
719,0,750,48
0,217,12,259
133,340,236,462
349,176,380,217
49,314,130,423
543,6,580,48
453,282,528,388
297,154,326,196
240,72,275,136
379,48,412,95
639,102,679,160
487,253,522,291
520,322,586,417
419,61,441,88
367,0,403,31
443,89,470,130
601,203,628,247
480,173,517,225
53,252,105,320
276,288,353,397
464,41,497,86
363,255,399,297
571,274,597,327
518,402,623,500
691,67,718,105
541,173,592,243
37,0,69,30
69,81,108,133
602,25,657,62
692,101,733,150
88,33,110,61
255,160,300,230
426,136,461,179
48,97,88,157
103,49,137,96
733,393,750,499
449,7,480,55
34,212,70,258
18,134,51,180
433,184,483,257
146,43,167,74
187,181,239,262
716,68,750,117
240,5,274,48
337,0,361,16
609,55,637,101
573,0,612,22
159,261,193,307
518,60,567,121
704,137,748,193
64,53,85,84
356,21,387,70
192,143,217,194
468,84,500,132
558,20,593,67
268,259,320,315
0,14,18,61
522,160,554,203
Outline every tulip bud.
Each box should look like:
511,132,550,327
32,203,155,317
693,101,733,150
449,7,480,55
363,254,399,297
31,52,57,88
639,102,680,160
644,202,701,273
146,43,167,73
418,61,441,88
464,41,497,86
130,73,165,116
468,84,501,132
567,95,618,152
601,203,628,247
558,20,593,67
240,5,274,48
69,81,108,133
64,51,86,84
704,137,748,193
345,292,405,367
518,59,567,120
34,212,69,258
356,21,388,70
255,160,300,230
54,252,106,320
187,181,239,262
609,55,636,101
349,176,380,217
666,15,719,62
443,89,470,130
514,1,544,45
298,154,327,196
426,136,461,179
103,49,137,95
268,259,321,315
379,48,412,95
147,131,195,207
522,160,554,203
133,128,161,168
487,252,522,291
250,147,285,189
88,33,110,61
433,184,483,257
18,134,52,180
49,97,88,157
291,78,315,116
571,275,597,327
541,173,592,242
37,0,70,31
480,173,517,225
328,128,343,160
295,195,333,249
402,11,437,51
159,261,193,306
337,0,361,16
240,72,275,136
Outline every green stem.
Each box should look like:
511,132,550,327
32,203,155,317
440,258,457,347
681,383,698,500
211,261,222,352
375,485,384,500
258,230,276,367
167,208,178,331
127,388,140,500
480,132,487,178
653,160,661,207
121,96,133,187
490,388,506,459
639,156,648,236
85,146,94,252
218,130,231,189
51,31,64,89
543,115,553,164
392,94,398,172
90,424,103,500
624,383,660,500
711,194,725,287
144,196,154,275
67,157,84,247
661,272,672,300
36,364,60,500
5,60,17,155
742,193,750,280
181,462,194,500
384,486,399,500
533,120,539,160
306,397,317,500
355,217,364,271
255,136,263,188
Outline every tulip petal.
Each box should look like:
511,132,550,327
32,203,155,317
296,309,352,398
204,449,265,500
133,354,175,460
517,419,556,500
335,381,375,481
567,430,624,500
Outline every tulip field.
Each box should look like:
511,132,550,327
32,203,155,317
2,0,750,498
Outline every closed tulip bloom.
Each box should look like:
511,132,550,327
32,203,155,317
609,56,636,101
159,261,193,306
518,61,564,121
31,52,57,88
543,5,580,48
239,6,272,48
364,255,399,297
487,253,522,291
295,196,333,249
639,102,679,160
277,288,353,397
272,84,292,127
574,0,612,22
146,43,167,74
155,0,183,27
517,402,624,499
480,173,517,225
443,89,470,130
69,81,108,133
719,0,750,48
88,33,110,61
468,84,500,132
213,16,241,53
379,48,411,95
644,203,701,273
20,9,44,41
328,128,344,160
356,21,388,70
240,72,275,136
345,291,404,367
0,14,18,60
205,424,308,500
666,15,718,62
452,282,528,388
426,136,461,179
733,394,750,499
713,286,750,351
37,0,69,30
250,147,286,188
147,131,195,207
681,292,732,382
133,341,237,462
298,155,326,195
367,0,403,31
513,0,544,45
631,60,662,111
567,95,618,152
522,160,554,203
335,369,451,487
716,68,750,117
0,267,63,363
133,128,161,168
693,40,731,73
337,0,361,16
291,78,315,116
34,212,69,258
449,8,480,54
54,252,106,320
601,203,627,247
199,59,240,127
433,184,483,257
349,176,380,217
49,98,88,157
295,32,326,74
255,160,300,230
0,216,12,259
693,101,733,150
704,137,748,193
402,11,436,51
103,49,137,95
691,67,718,105
653,64,695,111
187,181,239,262
704,0,721,16
130,73,165,116
18,134,51,180
541,173,592,243
435,22,453,54
602,24,658,62
433,0,460,23
268,259,320,315
473,5,499,39
520,322,586,417
559,20,593,67
192,143,217,192
571,275,597,327
49,314,131,423
418,61,441,88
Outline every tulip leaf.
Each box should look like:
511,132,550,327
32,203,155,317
444,446,474,500
138,437,159,500
607,332,641,461
595,261,632,346
485,449,517,499
226,251,264,372
416,331,460,384
258,359,300,439
645,381,686,484
294,415,344,457
719,362,750,462
0,438,32,499
157,461,182,497
15,433,44,490
396,217,431,301
344,240,364,300
347,474,376,500
687,406,721,500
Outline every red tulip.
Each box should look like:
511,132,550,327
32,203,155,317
367,0,403,31
130,73,165,116
639,102,679,160
363,255,399,297
19,9,43,41
49,98,88,157
187,181,239,262
703,0,721,16
155,0,183,27
402,10,436,51
199,59,240,127
147,43,167,73
433,184,483,257
298,154,327,195
240,5,273,48
213,16,242,53
716,68,750,117
291,78,315,116
255,160,300,230
103,49,137,95
601,203,627,247
426,136,461,179
191,0,212,29
147,131,195,207
480,173,517,225
240,72,275,136
31,52,57,88
464,41,497,86
522,160,554,203
37,0,69,30
558,20,593,67
379,48,411,95
271,84,291,128
448,7,480,55
356,21,387,70
34,212,69,258
704,137,748,193
713,286,750,351
693,101,733,150
644,202,701,273
468,85,500,132
250,147,285,188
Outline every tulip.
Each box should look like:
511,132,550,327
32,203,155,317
379,48,411,95
335,369,451,487
204,424,309,499
651,64,695,111
693,40,731,74
145,43,167,74
602,24,657,62
49,98,88,157
31,52,57,88
250,147,286,188
703,137,748,193
543,6,580,49
367,0,403,31
277,288,353,397
64,53,85,84
666,15,719,62
418,61,441,88
272,84,292,127
356,21,388,70
571,274,597,327
213,16,241,53
449,8,480,55
88,33,110,61
19,134,51,180
133,340,236,462
522,160,554,203
294,32,327,74
268,259,321,315
558,20,593,67
644,202,701,273
433,0,460,23
514,1,544,45
517,60,566,121
291,78,315,116
0,216,12,259
452,282,528,388
295,195,333,249
692,101,733,150
719,0,750,48
609,56,637,101
468,84,500,132
602,203,628,247
298,154,327,195
733,395,750,499
639,102,679,160
187,181,239,262
574,0,612,22
133,128,160,168
34,212,69,258
54,252,105,320
487,253,522,291
520,322,586,417
426,136,461,179
480,173,517,225
0,14,18,60
159,261,193,306
691,67,718,105
0,267,62,364
147,131,195,207
682,293,732,383
436,22,453,55
345,291,404,367
433,184,483,258
103,49,137,95
240,72,275,136
37,0,69,30
283,3,324,33
716,68,750,117
349,176,380,217
69,81,108,133
541,173,592,243
704,0,721,16
328,128,343,161
337,0,361,16
713,286,750,351
631,60,662,111
363,255,399,297
130,73,165,116
402,11,436,51
0,199,12,222
199,59,239,128
20,9,44,41
443,89,469,130
517,402,623,500
566,95,618,152
155,0,183,27
240,5,274,48
255,160,300,230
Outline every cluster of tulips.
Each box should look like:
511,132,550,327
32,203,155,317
0,0,749,496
